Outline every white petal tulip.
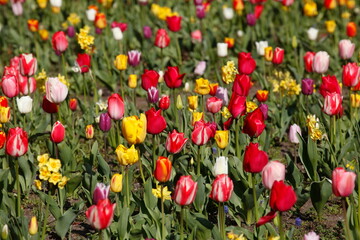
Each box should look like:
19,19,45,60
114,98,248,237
50,0,62,7
213,156,228,176
223,7,234,20
255,41,268,56
217,43,228,57
45,77,68,104
307,27,319,41
17,96,33,114
86,9,97,22
111,27,123,41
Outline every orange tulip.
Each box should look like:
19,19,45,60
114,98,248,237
346,22,357,37
154,156,172,182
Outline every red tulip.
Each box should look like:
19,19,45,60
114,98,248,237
165,129,188,154
69,98,77,111
174,176,198,206
303,52,315,73
52,31,68,55
164,66,185,89
255,90,269,102
3,66,18,76
141,69,159,91
145,108,167,134
243,143,269,173
319,75,341,98
232,74,252,97
324,0,336,9
209,174,234,202
206,97,223,114
209,83,218,96
191,120,216,146
272,47,284,65
254,5,264,19
342,62,360,87
346,22,357,38
51,121,65,143
19,53,37,76
238,52,256,75
0,131,6,149
107,93,125,120
159,95,170,110
1,74,19,98
86,199,116,230
323,93,343,116
6,127,28,157
154,156,172,182
0,97,8,107
76,53,91,73
42,96,58,114
166,16,182,32
332,167,356,197
243,108,266,137
227,93,246,118
18,75,36,95
154,29,170,48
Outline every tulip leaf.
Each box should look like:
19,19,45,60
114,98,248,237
285,153,302,187
58,142,74,167
36,191,61,219
310,178,332,217
193,176,206,212
298,135,318,181
118,207,130,239
97,152,110,179
18,156,35,190
55,208,77,239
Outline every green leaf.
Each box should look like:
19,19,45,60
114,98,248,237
193,176,206,212
97,152,110,179
58,141,74,167
55,208,77,239
118,207,130,239
37,191,61,219
310,179,332,216
298,134,318,181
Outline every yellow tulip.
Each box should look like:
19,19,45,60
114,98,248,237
325,20,336,34
115,144,139,166
346,0,355,9
85,125,94,139
36,0,47,8
192,112,203,125
51,6,61,13
0,106,10,123
28,216,38,235
194,78,210,95
110,173,123,192
303,1,318,17
38,29,49,41
114,54,128,71
128,74,137,88
121,114,147,144
188,96,198,111
264,47,273,62
351,94,360,108
214,130,229,149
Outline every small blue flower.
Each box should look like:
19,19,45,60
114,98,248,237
212,147,218,154
224,205,229,214
295,217,302,226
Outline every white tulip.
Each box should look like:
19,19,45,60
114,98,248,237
307,27,319,41
223,7,234,20
213,156,228,176
255,41,268,56
17,96,33,114
111,27,123,41
50,0,62,7
217,43,228,57
86,9,97,22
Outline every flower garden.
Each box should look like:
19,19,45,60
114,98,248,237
0,0,359,239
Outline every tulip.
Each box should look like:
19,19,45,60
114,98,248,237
215,87,228,106
165,129,188,154
255,41,268,56
261,161,286,190
323,93,343,116
232,74,252,97
127,50,141,67
16,96,33,114
18,75,36,95
11,1,23,16
324,0,336,9
209,174,234,202
93,183,110,204
301,78,314,95
67,26,75,38
166,16,182,32
0,106,10,123
19,53,37,76
2,224,8,239
243,143,268,173
303,52,315,73
259,103,268,120
191,30,202,43
246,13,256,26
213,156,228,176
194,78,210,95
4,66,18,76
164,66,185,89
206,97,223,114
282,0,294,6
264,47,273,61
159,95,170,110
143,26,152,39
332,167,356,197
28,216,38,235
209,83,218,96
217,43,228,57
86,8,97,21
114,54,128,71
86,199,116,230
52,31,68,55
196,5,206,19
110,173,123,193
85,125,94,139
45,77,68,103
154,156,172,182
145,108,167,134
243,108,266,137
50,0,61,7
128,74,137,88
0,97,8,108
69,98,77,111
270,181,297,211
121,114,147,144
228,93,247,118
1,75,19,98
51,121,65,143
191,120,216,145
111,27,123,40
192,112,204,126
99,113,112,132
188,96,198,111
238,52,256,75
115,144,139,166
223,7,234,20
184,82,190,92
111,22,127,32
289,124,301,144
141,69,159,91
176,95,183,110
272,47,284,65
303,231,320,240
307,27,318,41
312,51,329,74
6,127,28,157
214,130,229,149
27,19,39,32
76,53,91,73
42,96,58,114
339,39,355,60
346,22,357,37
147,87,159,104
0,131,6,149
94,12,107,29
342,62,360,87
325,20,336,34
256,90,269,102
174,176,198,206
194,61,206,75
319,75,341,97
303,1,318,16
154,29,170,48
107,93,125,120
38,29,49,41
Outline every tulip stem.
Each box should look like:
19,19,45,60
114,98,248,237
15,159,21,217
349,88,353,122
126,167,130,207
176,33,182,65
343,198,352,240
12,98,17,126
358,172,360,230
172,89,179,131
61,54,67,80
119,70,124,98
218,202,225,240
251,173,259,223
235,118,240,159
161,185,165,240
138,157,146,184
197,145,202,176
278,212,285,240
40,202,49,240
180,206,184,240
153,135,157,171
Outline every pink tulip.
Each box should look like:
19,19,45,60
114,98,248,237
339,39,355,60
174,176,198,206
312,51,330,74
107,93,125,120
206,97,223,114
45,77,68,103
288,124,301,144
86,199,116,230
18,75,36,95
51,121,65,143
1,75,19,98
191,30,202,43
261,161,286,189
52,31,68,55
209,174,234,202
332,167,356,197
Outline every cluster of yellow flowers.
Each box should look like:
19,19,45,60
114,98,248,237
35,154,69,190
152,185,172,201
306,115,323,141
57,74,70,87
270,70,301,96
35,69,47,93
346,160,356,171
77,26,94,53
221,107,231,119
151,4,178,20
221,61,238,84
227,232,247,240
246,101,258,113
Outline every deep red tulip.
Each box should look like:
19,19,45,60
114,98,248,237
272,47,284,65
191,120,216,146
159,95,170,110
232,74,252,96
209,174,234,202
141,69,159,91
154,156,172,182
6,127,28,157
342,62,360,87
19,53,37,76
42,96,58,114
243,108,266,137
228,93,246,118
52,31,68,55
165,129,188,154
270,181,297,211
164,66,185,89
51,121,65,143
319,75,341,98
174,176,198,206
323,93,343,116
1,74,19,98
243,142,269,173
303,52,315,73
332,167,356,197
69,98,77,111
86,199,116,230
99,113,112,132
145,108,167,134
238,52,256,75
76,53,91,73
154,29,170,48
206,97,223,114
107,93,125,120
166,16,182,32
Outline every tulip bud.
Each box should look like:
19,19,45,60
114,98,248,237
213,156,228,176
0,107,10,123
69,98,77,111
184,82,190,92
99,113,112,132
301,78,314,95
217,43,228,57
128,74,137,88
110,173,123,193
176,95,184,110
288,124,301,143
28,216,38,235
147,86,159,103
85,125,94,139
51,121,65,143
1,224,8,240
16,96,33,114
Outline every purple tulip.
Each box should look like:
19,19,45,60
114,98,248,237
99,113,112,132
93,183,110,204
193,0,202,5
67,26,75,38
147,86,159,103
215,87,229,106
301,78,314,95
143,26,152,39
246,13,256,26
127,50,141,67
95,28,103,35
196,5,206,19
259,103,268,120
